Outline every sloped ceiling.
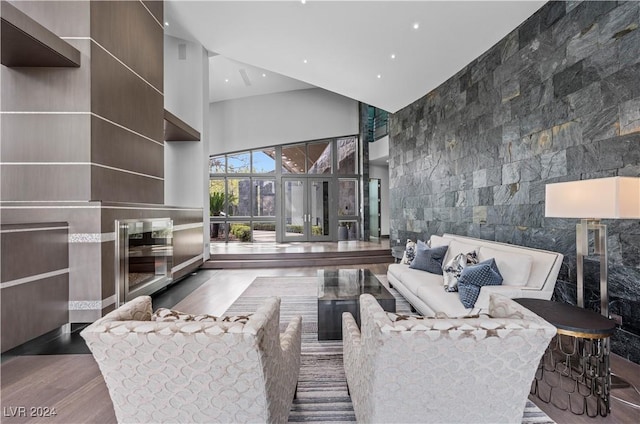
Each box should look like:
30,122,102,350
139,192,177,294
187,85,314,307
165,0,545,113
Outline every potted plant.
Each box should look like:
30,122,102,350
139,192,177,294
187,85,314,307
338,222,349,240
209,192,238,239
209,192,225,238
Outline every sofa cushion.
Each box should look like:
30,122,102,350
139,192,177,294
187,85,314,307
395,266,443,296
387,263,410,282
478,246,533,287
409,241,448,274
429,235,451,248
442,239,482,267
458,259,503,308
443,251,479,292
415,285,475,317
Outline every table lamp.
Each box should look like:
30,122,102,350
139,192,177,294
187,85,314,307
545,177,640,318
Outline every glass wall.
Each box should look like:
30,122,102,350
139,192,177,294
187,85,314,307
210,136,360,243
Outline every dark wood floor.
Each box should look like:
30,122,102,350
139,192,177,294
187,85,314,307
2,257,639,423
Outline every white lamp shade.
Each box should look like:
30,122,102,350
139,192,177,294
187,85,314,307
545,177,640,219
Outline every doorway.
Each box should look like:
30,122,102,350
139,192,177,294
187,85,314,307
369,178,381,241
282,177,333,242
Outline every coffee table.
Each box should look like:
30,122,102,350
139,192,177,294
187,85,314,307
317,269,396,340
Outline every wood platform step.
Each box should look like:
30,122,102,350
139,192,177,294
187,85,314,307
203,249,393,269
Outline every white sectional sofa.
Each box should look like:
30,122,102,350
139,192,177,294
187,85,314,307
387,233,563,317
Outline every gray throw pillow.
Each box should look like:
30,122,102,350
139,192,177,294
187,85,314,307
409,241,448,275
457,258,503,308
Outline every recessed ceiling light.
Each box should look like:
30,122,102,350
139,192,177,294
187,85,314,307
390,53,396,60
164,22,169,26
413,22,420,30
303,59,308,64
301,0,306,4
262,73,266,77
377,74,382,79
224,78,229,83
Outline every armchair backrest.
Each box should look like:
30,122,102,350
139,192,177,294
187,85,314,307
357,294,556,423
81,296,287,423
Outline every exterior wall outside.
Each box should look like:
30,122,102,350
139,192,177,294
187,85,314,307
209,88,359,155
389,1,640,362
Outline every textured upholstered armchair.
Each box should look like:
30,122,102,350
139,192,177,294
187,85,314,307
343,294,555,424
81,296,302,424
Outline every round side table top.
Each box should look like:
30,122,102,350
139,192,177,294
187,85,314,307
514,298,617,339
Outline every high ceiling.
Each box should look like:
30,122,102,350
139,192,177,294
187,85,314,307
165,0,546,113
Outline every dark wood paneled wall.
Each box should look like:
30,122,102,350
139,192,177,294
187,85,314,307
2,1,165,205
90,0,163,92
1,223,69,352
88,2,164,205
1,1,206,347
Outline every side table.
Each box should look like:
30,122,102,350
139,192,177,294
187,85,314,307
514,298,616,417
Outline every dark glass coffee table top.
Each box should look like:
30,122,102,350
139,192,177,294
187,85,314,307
317,269,396,340
318,269,395,302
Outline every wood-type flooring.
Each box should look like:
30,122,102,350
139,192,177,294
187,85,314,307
2,243,639,423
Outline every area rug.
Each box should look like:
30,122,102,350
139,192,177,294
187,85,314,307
224,275,555,423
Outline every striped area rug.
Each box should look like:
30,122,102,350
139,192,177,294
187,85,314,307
223,275,554,423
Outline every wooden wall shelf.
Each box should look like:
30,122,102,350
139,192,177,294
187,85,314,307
164,109,201,142
1,1,80,67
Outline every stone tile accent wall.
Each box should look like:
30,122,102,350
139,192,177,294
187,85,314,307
389,1,640,363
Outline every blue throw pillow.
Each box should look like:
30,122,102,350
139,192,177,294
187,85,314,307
457,258,503,308
409,241,448,275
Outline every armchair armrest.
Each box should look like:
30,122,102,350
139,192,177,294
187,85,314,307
280,315,302,359
278,315,302,405
342,312,362,390
488,294,556,329
100,295,152,323
342,312,361,350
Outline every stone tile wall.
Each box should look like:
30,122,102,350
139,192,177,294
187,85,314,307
389,1,640,362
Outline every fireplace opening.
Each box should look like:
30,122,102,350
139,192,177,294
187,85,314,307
116,218,173,306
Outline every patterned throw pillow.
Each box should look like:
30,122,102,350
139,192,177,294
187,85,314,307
457,258,503,308
442,251,478,292
152,308,252,323
409,241,448,275
400,239,417,265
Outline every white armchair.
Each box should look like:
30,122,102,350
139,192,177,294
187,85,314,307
343,294,555,423
81,296,301,424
